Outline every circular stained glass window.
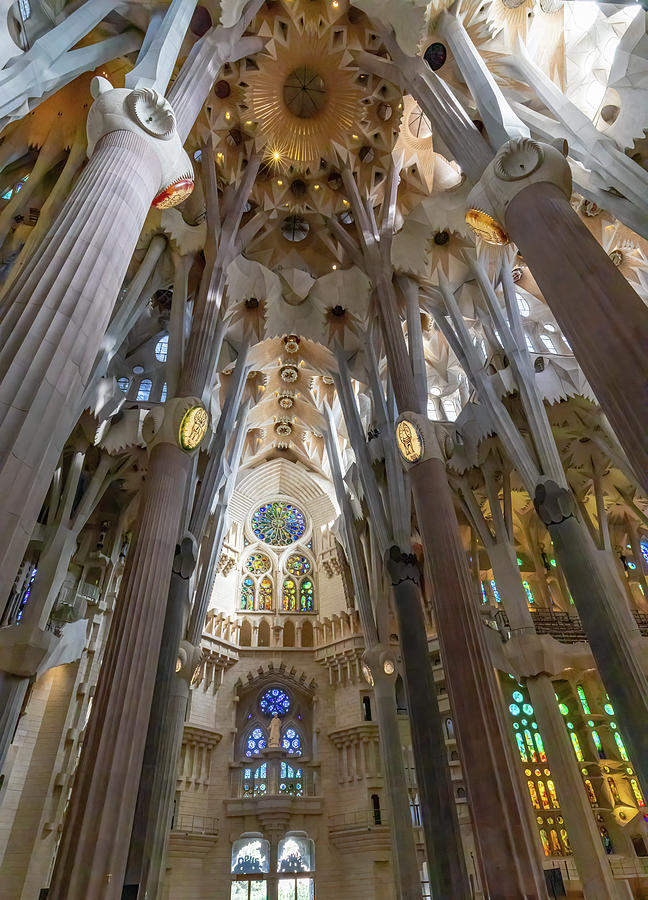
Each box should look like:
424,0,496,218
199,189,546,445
246,552,272,575
251,501,306,546
260,688,291,717
513,691,524,703
282,727,302,756
246,727,267,757
509,703,520,716
286,554,311,576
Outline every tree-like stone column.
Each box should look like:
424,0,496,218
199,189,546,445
467,139,648,490
400,416,548,899
385,548,471,898
47,400,205,900
534,480,648,793
0,77,192,609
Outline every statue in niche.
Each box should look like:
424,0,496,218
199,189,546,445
269,714,282,748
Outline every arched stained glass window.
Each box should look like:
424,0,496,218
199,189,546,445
286,554,311,576
137,378,152,401
490,579,501,603
260,688,290,718
522,581,534,604
540,334,557,354
241,576,255,610
560,828,571,854
516,293,530,317
591,730,603,756
641,537,648,566
246,553,272,575
576,685,591,714
299,580,313,612
528,781,540,809
608,776,621,804
245,727,267,757
516,733,528,761
549,830,561,854
155,334,168,362
117,376,130,393
570,733,584,761
547,780,559,808
160,382,167,402
614,732,629,761
480,581,488,603
282,727,302,756
583,778,597,805
524,730,537,762
534,733,547,762
251,501,306,546
539,829,550,856
258,577,273,610
630,778,645,806
277,834,314,872
282,578,297,611
538,781,550,810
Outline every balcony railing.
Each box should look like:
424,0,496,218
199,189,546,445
329,809,386,830
171,814,218,836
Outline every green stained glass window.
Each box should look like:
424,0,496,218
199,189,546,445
570,733,584,761
614,732,629,761
282,578,297,611
241,576,255,610
299,579,314,612
577,685,591,714
252,502,306,546
246,553,272,575
286,554,311,576
258,576,273,610
522,580,534,604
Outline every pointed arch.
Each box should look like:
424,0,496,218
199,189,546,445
301,619,313,647
283,619,295,647
258,618,271,647
239,619,252,646
299,578,314,612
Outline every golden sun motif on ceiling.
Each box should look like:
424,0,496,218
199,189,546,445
245,29,363,166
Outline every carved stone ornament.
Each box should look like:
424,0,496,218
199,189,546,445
142,396,208,453
125,88,176,139
173,534,198,580
494,138,544,182
533,479,576,526
466,138,572,229
385,545,421,587
86,77,194,210
394,412,451,467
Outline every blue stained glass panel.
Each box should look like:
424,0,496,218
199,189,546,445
260,688,291,717
252,501,306,546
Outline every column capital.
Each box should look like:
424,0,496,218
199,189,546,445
176,640,203,684
533,478,576,526
87,77,193,209
466,138,572,242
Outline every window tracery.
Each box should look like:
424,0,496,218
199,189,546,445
245,727,267,757
251,501,306,546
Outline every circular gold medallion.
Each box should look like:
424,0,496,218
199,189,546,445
396,419,424,463
179,405,208,451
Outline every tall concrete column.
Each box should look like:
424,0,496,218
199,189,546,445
0,78,192,609
366,647,429,900
487,540,619,898
47,397,206,900
385,550,470,898
124,535,198,893
399,418,548,899
535,480,648,793
467,139,648,489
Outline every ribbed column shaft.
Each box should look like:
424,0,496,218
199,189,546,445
409,458,548,900
0,130,161,608
48,441,192,900
505,182,648,490
372,675,422,900
549,517,648,793
391,575,470,898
